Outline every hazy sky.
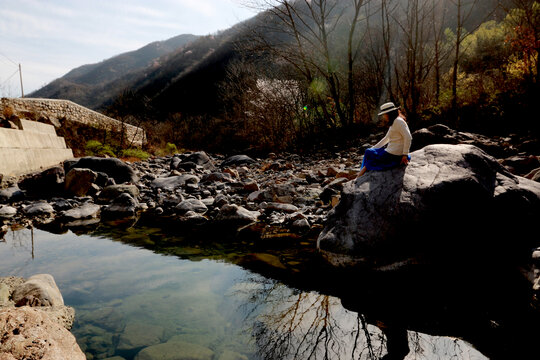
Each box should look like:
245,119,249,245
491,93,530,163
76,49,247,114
0,0,257,96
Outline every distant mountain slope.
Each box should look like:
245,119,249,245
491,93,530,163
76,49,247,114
104,0,508,120
29,34,199,109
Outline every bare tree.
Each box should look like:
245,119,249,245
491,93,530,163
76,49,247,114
242,0,372,130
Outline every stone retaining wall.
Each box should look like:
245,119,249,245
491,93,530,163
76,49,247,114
0,119,74,176
1,98,146,147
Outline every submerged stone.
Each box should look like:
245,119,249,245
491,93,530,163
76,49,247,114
134,339,214,360
117,322,164,352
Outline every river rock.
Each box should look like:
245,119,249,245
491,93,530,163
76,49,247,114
243,180,259,192
0,186,25,203
317,144,540,269
173,160,198,172
61,203,101,221
178,211,208,226
65,168,98,197
117,322,164,352
181,151,215,171
0,205,16,218
266,202,299,214
23,201,55,217
220,155,256,167
18,166,65,197
218,350,249,360
66,157,138,184
525,167,540,182
0,307,85,360
263,183,298,203
411,124,511,158
214,194,229,208
176,198,208,214
98,184,140,203
151,175,200,191
410,124,459,152
134,339,213,360
501,155,540,176
216,204,259,225
101,193,138,218
12,274,64,307
201,172,233,183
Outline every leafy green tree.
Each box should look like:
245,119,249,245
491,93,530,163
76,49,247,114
460,20,511,74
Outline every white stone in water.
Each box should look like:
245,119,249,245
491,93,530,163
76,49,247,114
0,205,17,218
12,273,64,307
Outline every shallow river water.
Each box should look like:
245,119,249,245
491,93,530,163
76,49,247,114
1,227,490,359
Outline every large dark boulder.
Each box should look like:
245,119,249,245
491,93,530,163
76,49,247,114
64,168,98,197
18,166,65,197
101,193,139,219
221,155,256,167
317,144,540,269
172,151,215,171
411,124,512,158
65,157,138,184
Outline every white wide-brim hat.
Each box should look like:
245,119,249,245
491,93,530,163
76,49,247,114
378,102,400,116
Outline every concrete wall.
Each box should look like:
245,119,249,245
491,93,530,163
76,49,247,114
0,119,74,176
1,98,146,147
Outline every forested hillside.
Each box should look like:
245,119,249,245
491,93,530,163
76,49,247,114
29,34,198,109
102,0,537,153
35,0,538,154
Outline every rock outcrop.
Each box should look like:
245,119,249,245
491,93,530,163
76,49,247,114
317,144,540,269
0,275,85,360
0,307,85,360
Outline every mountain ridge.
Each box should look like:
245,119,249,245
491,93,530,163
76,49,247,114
29,34,199,109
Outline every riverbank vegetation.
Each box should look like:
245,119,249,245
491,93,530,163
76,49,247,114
104,0,538,154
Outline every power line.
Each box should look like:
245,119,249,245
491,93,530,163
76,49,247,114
0,51,18,67
1,69,20,86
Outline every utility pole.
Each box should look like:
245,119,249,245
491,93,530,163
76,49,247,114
19,63,24,98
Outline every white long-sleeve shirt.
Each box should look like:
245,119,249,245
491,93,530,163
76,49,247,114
371,117,412,155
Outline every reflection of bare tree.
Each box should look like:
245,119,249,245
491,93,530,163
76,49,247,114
234,276,386,360
232,275,488,360
1,227,37,272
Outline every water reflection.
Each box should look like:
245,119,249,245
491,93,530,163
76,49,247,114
231,276,488,360
1,224,538,359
